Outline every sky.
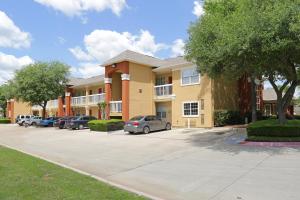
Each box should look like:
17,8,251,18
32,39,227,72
0,0,205,84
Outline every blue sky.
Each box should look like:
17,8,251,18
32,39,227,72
0,0,204,83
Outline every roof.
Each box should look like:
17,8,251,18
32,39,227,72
102,50,163,67
263,88,277,101
153,57,193,72
68,75,104,88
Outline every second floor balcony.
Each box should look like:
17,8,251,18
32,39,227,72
154,84,174,100
72,93,105,106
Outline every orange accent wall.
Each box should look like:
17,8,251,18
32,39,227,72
122,79,129,121
105,83,112,119
57,96,64,117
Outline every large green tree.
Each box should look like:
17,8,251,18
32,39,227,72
14,61,69,118
186,0,300,124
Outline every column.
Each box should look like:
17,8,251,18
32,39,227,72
121,74,130,121
57,96,64,117
65,91,72,116
85,106,90,116
105,77,112,120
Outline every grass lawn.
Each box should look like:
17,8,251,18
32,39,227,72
0,146,146,200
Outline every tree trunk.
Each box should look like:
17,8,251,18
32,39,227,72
250,76,257,122
42,101,47,119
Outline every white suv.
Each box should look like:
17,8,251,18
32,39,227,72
16,115,35,126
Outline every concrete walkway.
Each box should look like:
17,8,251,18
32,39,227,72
0,125,300,200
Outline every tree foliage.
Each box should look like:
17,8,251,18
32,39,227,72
186,0,300,124
14,61,70,118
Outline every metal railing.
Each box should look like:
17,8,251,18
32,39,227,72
88,93,105,105
154,84,173,96
110,101,122,113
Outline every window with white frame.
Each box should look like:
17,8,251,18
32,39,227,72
183,102,199,117
181,67,200,85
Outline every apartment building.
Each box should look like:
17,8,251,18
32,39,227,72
7,50,260,127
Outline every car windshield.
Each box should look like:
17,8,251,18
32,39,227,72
46,117,51,120
130,116,144,121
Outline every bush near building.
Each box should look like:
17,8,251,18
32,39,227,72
0,118,11,124
247,119,300,142
88,119,124,132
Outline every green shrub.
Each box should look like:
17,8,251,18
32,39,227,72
247,119,300,138
88,119,124,132
214,110,244,126
0,118,11,124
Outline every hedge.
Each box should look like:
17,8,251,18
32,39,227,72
0,119,11,124
247,119,300,138
88,119,124,132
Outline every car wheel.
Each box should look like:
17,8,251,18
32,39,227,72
21,121,24,126
129,131,134,134
165,123,171,130
32,122,36,126
79,124,84,130
143,126,150,134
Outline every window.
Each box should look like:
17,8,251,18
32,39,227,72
155,76,166,85
183,102,199,117
157,111,167,119
181,67,200,85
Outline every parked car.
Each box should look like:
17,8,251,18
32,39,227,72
25,116,42,126
54,116,75,129
124,115,171,134
38,117,60,127
67,116,97,130
16,115,35,126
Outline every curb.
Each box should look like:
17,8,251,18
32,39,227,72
0,143,165,200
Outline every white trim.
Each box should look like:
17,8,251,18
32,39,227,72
65,92,71,97
121,74,130,81
180,66,201,86
104,78,112,84
182,101,200,118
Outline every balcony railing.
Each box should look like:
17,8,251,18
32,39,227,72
47,99,58,109
154,84,173,96
110,101,122,113
88,93,105,105
72,96,86,106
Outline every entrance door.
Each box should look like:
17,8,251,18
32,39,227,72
265,104,271,116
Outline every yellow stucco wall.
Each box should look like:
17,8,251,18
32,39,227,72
171,70,214,128
213,77,239,111
129,63,155,118
12,100,33,122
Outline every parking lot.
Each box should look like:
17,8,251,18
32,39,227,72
1,124,300,200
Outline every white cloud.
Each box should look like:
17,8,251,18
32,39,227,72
0,11,31,49
70,29,166,63
69,46,94,61
0,52,34,84
58,36,66,44
34,0,127,17
193,1,205,17
71,62,104,78
171,39,185,57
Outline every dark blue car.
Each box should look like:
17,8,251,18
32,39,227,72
38,117,60,127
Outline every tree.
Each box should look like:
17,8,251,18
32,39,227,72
97,102,107,120
14,61,69,119
0,82,16,117
186,0,300,124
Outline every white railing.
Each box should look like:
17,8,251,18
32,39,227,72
88,93,105,105
154,84,173,96
110,101,122,113
72,96,86,106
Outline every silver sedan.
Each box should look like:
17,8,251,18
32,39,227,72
124,115,171,134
